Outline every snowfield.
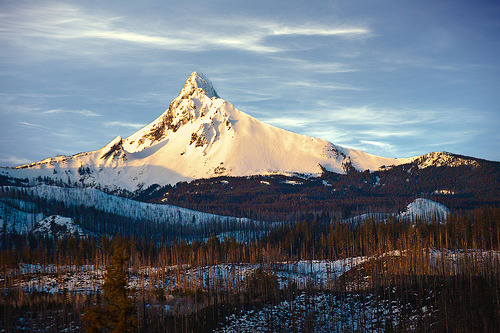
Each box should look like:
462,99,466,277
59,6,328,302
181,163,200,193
0,184,451,238
11,249,496,296
0,200,44,234
6,249,496,332
10,257,367,295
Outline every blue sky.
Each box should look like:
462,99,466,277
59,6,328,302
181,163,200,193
1,0,499,166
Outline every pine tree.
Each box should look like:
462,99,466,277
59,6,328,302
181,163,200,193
83,241,137,332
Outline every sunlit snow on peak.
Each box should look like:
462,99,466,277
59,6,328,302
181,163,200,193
183,71,220,99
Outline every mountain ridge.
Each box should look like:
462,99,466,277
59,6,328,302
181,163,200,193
1,72,489,192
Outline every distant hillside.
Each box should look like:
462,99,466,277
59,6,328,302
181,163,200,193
136,156,499,220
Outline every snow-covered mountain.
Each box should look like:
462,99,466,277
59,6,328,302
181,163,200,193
0,72,479,192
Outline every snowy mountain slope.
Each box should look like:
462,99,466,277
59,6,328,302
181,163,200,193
396,198,449,221
0,200,44,234
216,292,430,333
32,215,89,237
0,199,89,236
413,152,479,169
346,198,450,223
1,185,261,227
1,72,419,191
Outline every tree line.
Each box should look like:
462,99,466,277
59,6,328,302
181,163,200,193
1,205,498,269
1,205,499,332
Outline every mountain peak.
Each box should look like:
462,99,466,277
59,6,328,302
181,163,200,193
180,71,219,99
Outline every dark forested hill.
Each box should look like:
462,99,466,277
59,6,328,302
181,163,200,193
135,155,500,220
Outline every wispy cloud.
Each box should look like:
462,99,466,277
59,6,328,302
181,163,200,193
104,121,145,129
269,57,358,73
283,80,365,91
206,18,372,37
0,3,272,54
19,121,70,138
360,129,422,138
258,103,488,158
359,140,395,149
0,3,371,58
267,25,370,37
43,108,102,117
264,116,316,128
321,106,483,126
0,156,33,166
20,121,47,129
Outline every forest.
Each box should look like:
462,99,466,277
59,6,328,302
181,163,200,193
136,159,500,221
1,205,499,332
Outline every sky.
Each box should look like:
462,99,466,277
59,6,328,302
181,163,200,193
1,0,499,167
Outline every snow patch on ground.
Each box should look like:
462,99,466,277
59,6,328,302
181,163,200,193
216,292,431,333
281,180,303,185
433,189,455,195
10,257,367,295
0,200,44,234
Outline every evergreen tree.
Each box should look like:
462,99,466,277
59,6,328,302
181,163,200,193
83,241,137,332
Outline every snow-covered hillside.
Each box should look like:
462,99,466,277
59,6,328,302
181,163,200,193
413,152,479,169
0,185,263,233
32,215,89,237
216,292,431,333
0,200,89,237
397,198,450,221
1,72,416,192
347,198,450,223
0,200,44,234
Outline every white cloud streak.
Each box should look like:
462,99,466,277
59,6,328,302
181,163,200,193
283,81,365,91
0,156,32,166
0,3,371,57
104,121,145,129
43,109,102,117
359,140,395,149
258,104,487,158
20,121,47,129
360,129,423,138
270,57,358,73
269,26,370,37
264,116,316,128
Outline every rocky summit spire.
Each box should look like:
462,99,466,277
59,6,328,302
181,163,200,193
180,72,220,99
